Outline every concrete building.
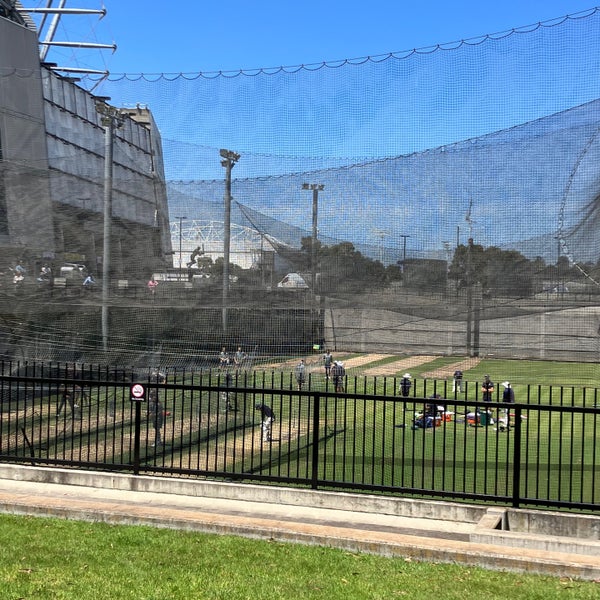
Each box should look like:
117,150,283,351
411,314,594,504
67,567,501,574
0,1,171,280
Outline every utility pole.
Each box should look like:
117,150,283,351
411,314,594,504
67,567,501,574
220,149,240,334
95,100,124,354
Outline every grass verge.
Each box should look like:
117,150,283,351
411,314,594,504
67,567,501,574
0,514,598,599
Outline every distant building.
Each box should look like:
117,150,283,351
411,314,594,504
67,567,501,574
0,4,171,277
277,272,309,289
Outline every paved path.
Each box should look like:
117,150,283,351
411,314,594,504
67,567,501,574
0,467,598,581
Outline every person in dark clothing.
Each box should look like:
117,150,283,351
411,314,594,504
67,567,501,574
497,381,515,432
57,383,79,419
413,396,441,429
331,361,346,392
148,371,166,446
453,369,463,394
400,373,412,398
255,403,274,442
481,374,494,402
148,396,164,446
323,350,333,379
502,381,515,403
221,371,236,412
295,359,306,390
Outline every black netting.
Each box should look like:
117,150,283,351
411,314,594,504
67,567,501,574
3,8,600,364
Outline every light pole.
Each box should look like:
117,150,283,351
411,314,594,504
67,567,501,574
302,183,324,296
95,99,125,353
177,216,187,280
220,149,240,334
399,234,410,273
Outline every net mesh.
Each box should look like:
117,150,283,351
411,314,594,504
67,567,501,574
3,8,600,365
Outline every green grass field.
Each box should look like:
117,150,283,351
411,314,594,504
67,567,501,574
0,357,599,596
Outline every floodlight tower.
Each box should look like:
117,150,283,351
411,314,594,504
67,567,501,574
177,216,187,279
95,99,125,353
399,234,410,273
220,149,240,334
302,183,324,296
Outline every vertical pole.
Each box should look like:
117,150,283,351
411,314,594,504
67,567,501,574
466,237,473,356
101,120,113,353
179,218,183,278
133,400,141,475
222,161,232,333
512,405,522,508
398,234,410,273
220,150,239,335
311,392,321,489
96,101,124,355
303,183,324,345
311,187,318,296
177,216,187,281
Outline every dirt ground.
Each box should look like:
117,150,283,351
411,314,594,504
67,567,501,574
419,357,482,379
262,353,478,378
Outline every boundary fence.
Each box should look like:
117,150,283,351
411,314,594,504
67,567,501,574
0,362,598,513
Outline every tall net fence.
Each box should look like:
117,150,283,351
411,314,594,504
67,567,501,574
3,8,600,366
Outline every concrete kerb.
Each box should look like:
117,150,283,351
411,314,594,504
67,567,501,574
0,463,486,522
0,464,599,580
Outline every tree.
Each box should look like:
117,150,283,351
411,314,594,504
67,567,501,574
449,244,537,297
291,238,394,294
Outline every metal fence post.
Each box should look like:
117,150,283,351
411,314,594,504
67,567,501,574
512,405,522,508
133,400,141,475
311,392,321,489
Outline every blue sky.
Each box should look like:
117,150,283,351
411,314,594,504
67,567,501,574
25,1,600,261
32,1,599,76
30,1,600,166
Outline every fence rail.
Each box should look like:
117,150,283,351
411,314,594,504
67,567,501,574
0,361,598,512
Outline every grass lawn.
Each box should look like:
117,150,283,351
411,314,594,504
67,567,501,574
0,514,598,600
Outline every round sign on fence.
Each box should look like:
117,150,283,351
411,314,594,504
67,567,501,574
130,383,146,400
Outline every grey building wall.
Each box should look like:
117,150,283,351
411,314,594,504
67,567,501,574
0,12,171,277
0,15,53,255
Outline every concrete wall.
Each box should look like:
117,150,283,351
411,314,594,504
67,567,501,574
325,305,600,362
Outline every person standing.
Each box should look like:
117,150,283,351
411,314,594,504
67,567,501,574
400,373,412,398
331,361,346,393
147,276,158,298
147,371,166,446
481,374,494,402
57,383,79,419
295,359,306,390
255,403,274,442
234,346,246,369
221,371,236,412
148,396,164,446
453,369,463,394
501,381,515,404
13,268,25,294
323,350,333,379
496,380,515,431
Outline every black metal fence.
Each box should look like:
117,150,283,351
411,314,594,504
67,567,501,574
0,361,598,513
